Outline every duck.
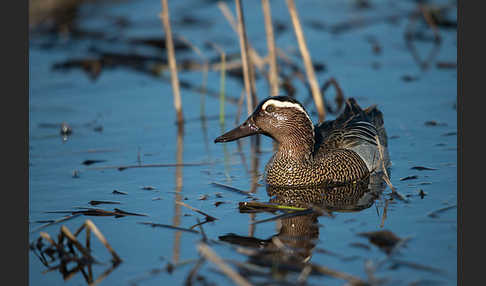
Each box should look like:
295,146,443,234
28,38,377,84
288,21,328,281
214,96,390,187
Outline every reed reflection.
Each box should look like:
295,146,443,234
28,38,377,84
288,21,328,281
248,140,260,237
172,124,184,264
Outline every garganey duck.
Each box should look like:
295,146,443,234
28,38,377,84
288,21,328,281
215,96,390,187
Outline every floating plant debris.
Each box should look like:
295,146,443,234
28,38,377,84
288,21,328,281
214,201,225,207
219,233,268,249
60,122,72,135
138,222,199,234
72,170,80,178
424,120,447,126
419,182,432,185
46,208,147,218
176,201,218,222
141,186,157,191
82,159,107,166
89,200,121,206
436,61,456,69
411,166,437,171
349,242,371,250
401,75,418,82
198,194,209,200
418,189,427,199
400,175,418,181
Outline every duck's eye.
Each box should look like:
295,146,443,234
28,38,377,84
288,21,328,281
265,105,275,113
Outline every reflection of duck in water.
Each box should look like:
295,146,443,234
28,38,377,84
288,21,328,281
215,96,390,187
220,179,381,268
266,177,379,212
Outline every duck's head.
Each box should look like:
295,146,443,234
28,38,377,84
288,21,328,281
214,96,314,146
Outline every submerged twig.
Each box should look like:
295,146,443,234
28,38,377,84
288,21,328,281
426,205,456,218
138,222,199,234
375,135,408,202
197,243,253,286
184,257,206,286
196,218,208,242
31,214,83,233
380,199,389,228
46,208,147,217
211,182,254,197
176,201,218,221
251,209,314,225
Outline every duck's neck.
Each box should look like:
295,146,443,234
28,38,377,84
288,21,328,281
275,129,315,162
265,129,316,187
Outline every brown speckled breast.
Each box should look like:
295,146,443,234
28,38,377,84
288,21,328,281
265,148,369,187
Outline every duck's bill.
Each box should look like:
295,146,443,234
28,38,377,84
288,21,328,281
214,118,261,143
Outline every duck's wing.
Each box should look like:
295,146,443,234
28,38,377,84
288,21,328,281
316,98,386,150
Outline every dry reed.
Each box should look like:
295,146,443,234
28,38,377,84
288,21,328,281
235,0,257,115
286,0,326,122
160,0,183,124
261,0,279,96
217,2,265,71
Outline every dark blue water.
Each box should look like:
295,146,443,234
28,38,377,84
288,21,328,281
29,0,457,285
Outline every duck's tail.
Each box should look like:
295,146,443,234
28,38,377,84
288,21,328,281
342,98,388,147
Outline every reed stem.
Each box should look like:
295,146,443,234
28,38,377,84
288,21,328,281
160,0,183,124
220,52,226,125
261,0,279,96
218,2,265,71
286,0,325,122
235,0,257,115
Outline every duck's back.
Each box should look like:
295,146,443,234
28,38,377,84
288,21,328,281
316,98,390,173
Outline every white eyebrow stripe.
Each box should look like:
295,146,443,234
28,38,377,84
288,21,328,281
262,99,306,114
262,99,314,132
